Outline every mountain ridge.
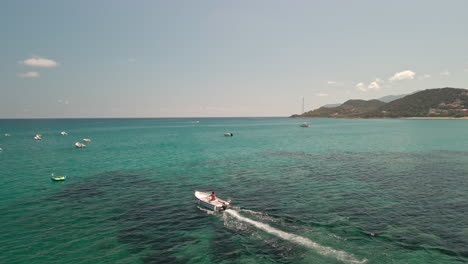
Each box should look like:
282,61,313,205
291,88,468,118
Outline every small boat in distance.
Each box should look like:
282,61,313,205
195,191,232,211
34,134,42,140
51,173,66,181
60,131,68,135
224,132,234,136
83,138,91,142
4,133,11,137
300,122,310,127
75,142,86,148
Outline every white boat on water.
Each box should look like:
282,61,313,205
224,132,234,136
300,122,310,127
34,134,42,140
4,133,11,137
83,138,91,142
75,142,86,148
195,191,232,211
60,131,68,135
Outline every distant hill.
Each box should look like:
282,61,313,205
377,94,408,103
363,88,468,118
291,99,385,118
318,93,407,109
322,103,342,108
291,88,468,118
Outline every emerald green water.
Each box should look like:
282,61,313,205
0,118,467,263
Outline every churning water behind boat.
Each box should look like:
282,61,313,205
224,209,367,264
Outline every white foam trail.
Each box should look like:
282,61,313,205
225,209,367,264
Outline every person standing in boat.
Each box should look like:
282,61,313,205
210,192,217,201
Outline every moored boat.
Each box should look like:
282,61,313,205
83,138,91,142
4,133,11,137
195,191,231,211
51,173,66,181
224,132,234,136
34,134,42,140
75,142,86,148
300,122,310,127
60,131,68,135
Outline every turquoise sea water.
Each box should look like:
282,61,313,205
0,118,467,264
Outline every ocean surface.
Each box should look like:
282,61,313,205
0,117,467,264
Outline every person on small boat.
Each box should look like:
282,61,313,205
210,192,217,201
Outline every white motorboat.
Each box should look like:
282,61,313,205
4,133,11,137
60,131,68,135
34,134,42,140
75,142,86,148
224,132,234,136
83,138,91,142
195,191,232,211
300,122,310,127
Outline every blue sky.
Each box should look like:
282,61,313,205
2,0,468,118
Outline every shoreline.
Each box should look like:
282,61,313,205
291,116,468,120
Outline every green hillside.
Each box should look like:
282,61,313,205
291,99,385,117
363,88,468,118
291,88,468,118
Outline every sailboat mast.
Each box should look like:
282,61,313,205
302,97,305,114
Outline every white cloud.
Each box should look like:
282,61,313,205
389,70,415,81
418,74,431,80
440,70,450,76
367,81,380,90
316,93,329,97
17,71,40,78
327,81,337,85
356,82,366,91
375,78,384,83
19,56,58,67
57,99,70,105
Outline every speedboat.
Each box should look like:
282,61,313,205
60,131,68,135
51,173,66,181
75,142,86,148
34,134,42,140
83,138,91,142
4,133,10,137
195,191,232,211
300,122,310,127
224,132,234,136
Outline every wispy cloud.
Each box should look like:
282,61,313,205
440,70,450,76
389,70,415,81
356,78,381,92
17,71,40,78
367,81,380,90
57,99,70,105
464,69,468,73
327,81,337,85
418,74,431,80
316,93,329,97
356,82,366,91
19,56,58,67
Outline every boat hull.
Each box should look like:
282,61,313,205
195,191,231,211
51,176,66,181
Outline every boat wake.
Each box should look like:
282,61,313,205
224,209,367,264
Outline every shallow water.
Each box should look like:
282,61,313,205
0,118,467,263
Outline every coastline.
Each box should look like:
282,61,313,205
291,116,468,120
